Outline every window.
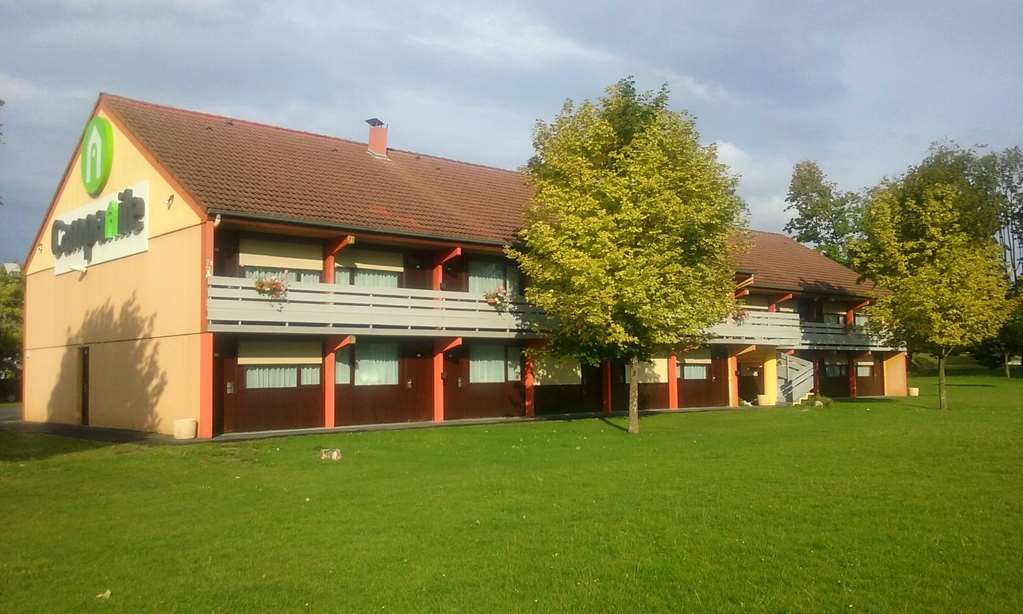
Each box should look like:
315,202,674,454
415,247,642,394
822,312,844,325
355,343,399,386
244,366,298,389
244,267,320,284
854,313,869,327
683,364,709,380
506,346,522,382
353,269,400,288
470,344,506,383
335,346,352,384
824,364,848,377
856,364,873,377
469,259,522,296
300,366,321,386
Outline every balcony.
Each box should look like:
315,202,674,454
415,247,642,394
709,310,894,351
206,276,542,339
208,277,894,350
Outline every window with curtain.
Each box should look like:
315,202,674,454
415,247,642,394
300,366,321,386
856,364,873,377
353,269,400,288
822,313,844,325
244,267,297,283
470,343,506,383
505,346,522,381
335,346,352,384
854,313,869,327
824,364,848,377
505,266,521,296
355,343,399,385
683,364,709,380
468,260,505,294
244,366,298,389
244,267,320,284
334,266,353,286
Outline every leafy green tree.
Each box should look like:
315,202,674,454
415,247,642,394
852,149,1012,409
970,286,1023,377
0,269,23,382
783,160,861,265
510,78,745,433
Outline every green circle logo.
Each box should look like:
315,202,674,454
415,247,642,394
80,117,114,196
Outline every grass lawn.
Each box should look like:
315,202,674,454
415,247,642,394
2,373,1021,612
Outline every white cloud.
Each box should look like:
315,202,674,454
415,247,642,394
715,140,792,232
0,73,43,102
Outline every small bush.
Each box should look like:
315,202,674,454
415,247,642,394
803,394,833,407
910,353,939,374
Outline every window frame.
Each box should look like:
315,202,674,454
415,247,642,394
242,364,300,390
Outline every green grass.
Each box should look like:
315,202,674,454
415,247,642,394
2,374,1021,612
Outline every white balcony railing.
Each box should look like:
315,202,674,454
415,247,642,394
206,276,543,339
709,310,893,350
208,277,894,350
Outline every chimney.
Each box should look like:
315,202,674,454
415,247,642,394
366,117,387,158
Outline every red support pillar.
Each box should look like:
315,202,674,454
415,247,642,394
727,354,739,407
812,354,821,395
433,247,462,291
433,337,462,422
198,332,214,439
601,360,613,413
848,353,857,399
666,353,678,409
198,219,215,439
324,235,355,284
524,354,535,417
323,335,353,428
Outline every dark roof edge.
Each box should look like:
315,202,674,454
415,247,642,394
209,208,512,248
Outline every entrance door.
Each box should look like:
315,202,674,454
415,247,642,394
80,347,90,425
738,363,762,404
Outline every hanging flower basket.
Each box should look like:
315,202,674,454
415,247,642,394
254,274,289,300
484,286,512,311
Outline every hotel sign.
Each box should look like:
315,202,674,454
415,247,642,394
52,181,149,274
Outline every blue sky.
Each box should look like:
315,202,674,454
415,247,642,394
1,0,1021,263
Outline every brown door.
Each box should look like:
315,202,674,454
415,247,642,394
401,341,434,421
79,347,90,425
738,363,763,403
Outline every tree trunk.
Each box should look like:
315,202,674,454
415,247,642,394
628,357,639,434
938,352,948,410
1005,351,1011,379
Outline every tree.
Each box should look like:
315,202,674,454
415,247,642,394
993,147,1023,283
970,285,1023,377
783,160,861,266
0,269,23,382
510,77,745,433
851,146,1012,409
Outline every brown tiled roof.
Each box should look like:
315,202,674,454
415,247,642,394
100,94,874,297
736,231,875,297
101,94,530,245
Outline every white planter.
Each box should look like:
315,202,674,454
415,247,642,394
757,394,770,406
173,418,198,440
908,387,920,397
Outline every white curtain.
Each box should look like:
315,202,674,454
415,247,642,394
334,266,353,286
470,343,505,383
298,271,321,284
300,366,321,385
244,267,297,283
335,346,352,384
505,346,522,381
468,260,505,294
245,366,297,389
353,269,400,288
355,343,399,385
683,364,708,380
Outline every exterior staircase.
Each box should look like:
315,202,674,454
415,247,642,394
777,353,814,405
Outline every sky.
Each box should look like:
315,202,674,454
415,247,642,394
1,0,1021,263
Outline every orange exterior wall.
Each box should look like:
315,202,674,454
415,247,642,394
22,106,206,435
883,352,909,396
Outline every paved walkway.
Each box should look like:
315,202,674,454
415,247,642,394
0,404,21,423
